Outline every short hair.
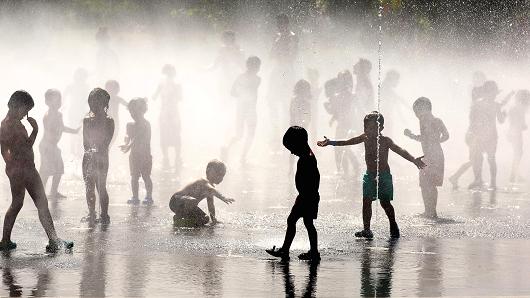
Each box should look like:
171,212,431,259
44,89,61,106
294,79,311,97
356,58,372,73
337,70,353,90
162,64,176,77
105,80,120,93
246,56,261,70
283,126,308,150
324,78,338,97
206,159,226,176
364,111,384,127
128,97,148,114
482,80,499,96
88,88,110,112
413,97,432,112
516,89,530,105
8,90,34,110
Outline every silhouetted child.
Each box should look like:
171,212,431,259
324,71,359,176
105,80,127,145
353,58,374,113
0,90,73,252
467,81,508,190
120,98,153,205
40,89,80,198
153,64,182,169
306,68,322,142
267,126,320,261
507,90,530,183
404,97,449,218
224,56,261,163
318,112,425,238
169,160,234,226
82,88,114,224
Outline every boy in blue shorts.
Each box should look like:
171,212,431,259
318,112,425,238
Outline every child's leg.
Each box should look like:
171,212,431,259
420,184,438,216
50,175,62,195
450,161,471,182
131,174,140,199
362,198,373,231
281,211,301,251
510,137,523,182
470,145,484,184
82,158,97,215
25,169,59,242
141,173,153,198
487,152,497,187
303,217,318,253
2,175,26,242
95,169,110,217
41,175,49,192
379,200,397,228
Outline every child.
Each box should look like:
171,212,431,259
318,112,425,238
404,97,449,218
120,98,153,205
104,80,127,145
266,126,320,261
353,58,374,114
0,90,73,252
507,90,530,183
289,80,312,172
223,56,261,163
39,89,80,198
82,88,115,224
467,81,507,190
152,64,182,169
169,160,234,226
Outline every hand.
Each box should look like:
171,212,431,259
27,117,38,130
414,156,426,169
223,197,235,204
317,136,330,147
75,126,81,133
119,144,131,153
404,129,412,137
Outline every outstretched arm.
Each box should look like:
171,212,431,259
404,129,421,142
317,134,366,147
388,137,426,169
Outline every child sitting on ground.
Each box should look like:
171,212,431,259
0,90,73,252
120,98,153,205
267,126,320,261
318,112,425,238
169,160,234,226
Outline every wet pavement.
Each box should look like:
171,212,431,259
1,152,530,297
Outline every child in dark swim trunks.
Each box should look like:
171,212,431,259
82,88,115,224
318,112,425,238
405,97,449,218
267,126,320,261
40,89,80,198
169,160,234,226
120,98,153,205
0,90,73,252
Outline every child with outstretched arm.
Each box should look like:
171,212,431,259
169,160,234,226
0,90,73,252
318,112,425,238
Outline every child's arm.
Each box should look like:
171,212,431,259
103,119,115,148
206,196,217,223
438,119,450,143
27,117,39,146
497,103,507,124
119,123,133,153
404,129,421,142
317,134,366,147
387,137,426,169
63,126,81,134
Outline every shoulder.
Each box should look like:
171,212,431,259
382,136,394,145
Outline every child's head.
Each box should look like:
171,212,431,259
353,58,372,76
363,111,384,137
44,89,62,110
88,88,110,115
294,79,311,98
337,70,353,92
222,30,236,46
412,97,432,119
105,80,120,96
162,64,176,78
8,90,34,119
276,14,290,31
516,89,530,108
283,126,309,156
384,70,400,88
306,68,319,83
206,159,227,185
127,97,148,120
324,78,338,98
73,68,88,83
246,56,261,74
481,80,499,100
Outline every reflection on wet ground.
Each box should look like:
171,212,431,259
1,160,530,296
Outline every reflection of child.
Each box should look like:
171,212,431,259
82,88,115,224
0,90,73,252
40,89,80,198
319,112,425,238
405,97,449,218
169,160,234,226
507,90,530,183
120,98,153,205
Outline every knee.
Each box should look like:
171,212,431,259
10,201,24,212
303,218,315,230
131,174,140,182
287,214,298,226
379,200,392,209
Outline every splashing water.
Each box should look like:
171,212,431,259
375,0,384,235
